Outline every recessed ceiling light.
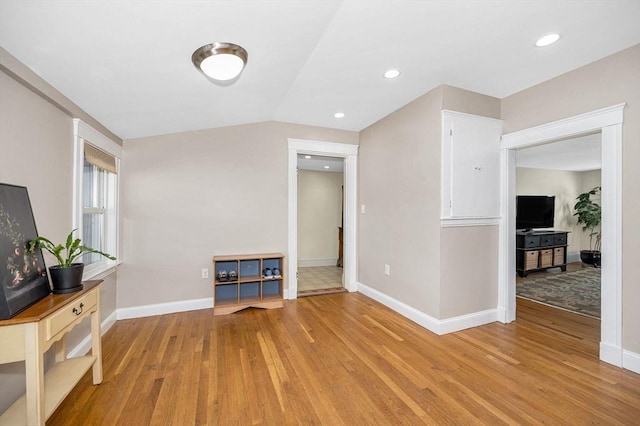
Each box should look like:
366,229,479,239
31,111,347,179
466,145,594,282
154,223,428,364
334,112,345,119
384,69,400,79
535,33,560,47
324,165,330,169
304,155,311,159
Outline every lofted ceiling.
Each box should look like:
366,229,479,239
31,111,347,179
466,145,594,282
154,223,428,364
1,1,639,140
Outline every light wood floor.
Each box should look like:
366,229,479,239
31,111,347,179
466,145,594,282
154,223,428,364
47,293,639,425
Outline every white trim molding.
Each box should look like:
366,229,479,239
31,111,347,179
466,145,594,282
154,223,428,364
288,139,358,299
500,103,625,369
298,258,339,267
441,217,500,227
500,104,625,150
117,297,213,320
623,350,640,374
357,282,497,335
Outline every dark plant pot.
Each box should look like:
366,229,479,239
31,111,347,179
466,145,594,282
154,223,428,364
49,263,84,294
580,250,601,268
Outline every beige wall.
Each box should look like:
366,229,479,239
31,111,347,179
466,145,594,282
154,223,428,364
502,44,640,354
358,84,500,319
118,122,356,308
516,167,603,254
359,86,444,316
297,170,343,266
0,69,119,412
439,226,499,318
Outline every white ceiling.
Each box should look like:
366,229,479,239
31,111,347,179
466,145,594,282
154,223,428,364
516,133,602,171
1,1,639,140
297,155,344,173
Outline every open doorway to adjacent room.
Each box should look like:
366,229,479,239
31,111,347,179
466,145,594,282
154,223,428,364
499,104,624,368
296,154,345,296
287,138,358,300
513,134,602,354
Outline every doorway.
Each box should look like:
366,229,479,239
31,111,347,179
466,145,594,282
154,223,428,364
287,139,358,299
296,154,345,296
499,104,624,367
514,135,602,324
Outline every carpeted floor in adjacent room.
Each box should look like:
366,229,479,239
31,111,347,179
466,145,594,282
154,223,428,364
516,267,601,318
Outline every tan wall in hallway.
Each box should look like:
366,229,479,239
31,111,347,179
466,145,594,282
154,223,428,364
297,170,343,266
501,44,640,354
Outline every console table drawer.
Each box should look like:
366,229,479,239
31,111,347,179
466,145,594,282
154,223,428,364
45,290,97,341
522,236,540,248
554,233,568,245
540,235,555,247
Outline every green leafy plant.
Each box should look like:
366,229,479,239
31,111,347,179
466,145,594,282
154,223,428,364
574,186,601,252
28,229,115,267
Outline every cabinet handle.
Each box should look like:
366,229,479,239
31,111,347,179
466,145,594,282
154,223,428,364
73,303,84,316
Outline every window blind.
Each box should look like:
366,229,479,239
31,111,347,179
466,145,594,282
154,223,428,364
84,142,117,174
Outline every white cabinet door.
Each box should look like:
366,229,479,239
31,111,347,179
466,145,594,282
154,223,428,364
441,111,502,219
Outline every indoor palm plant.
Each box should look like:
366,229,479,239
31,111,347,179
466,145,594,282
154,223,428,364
573,186,601,267
29,229,115,293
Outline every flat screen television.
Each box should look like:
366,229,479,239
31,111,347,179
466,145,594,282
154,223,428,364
516,195,555,231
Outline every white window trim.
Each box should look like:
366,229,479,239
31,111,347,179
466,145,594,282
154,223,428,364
73,119,122,279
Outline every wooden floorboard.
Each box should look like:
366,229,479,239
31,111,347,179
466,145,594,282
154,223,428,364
47,293,639,425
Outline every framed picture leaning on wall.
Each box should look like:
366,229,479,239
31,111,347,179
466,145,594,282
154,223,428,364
0,183,51,319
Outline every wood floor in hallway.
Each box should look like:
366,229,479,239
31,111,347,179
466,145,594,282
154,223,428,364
47,292,639,425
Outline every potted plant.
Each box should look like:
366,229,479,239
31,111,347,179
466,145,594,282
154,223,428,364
573,186,601,267
29,229,115,293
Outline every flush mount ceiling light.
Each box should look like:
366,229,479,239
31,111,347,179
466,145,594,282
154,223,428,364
192,42,248,81
535,33,561,47
383,69,400,79
334,112,345,119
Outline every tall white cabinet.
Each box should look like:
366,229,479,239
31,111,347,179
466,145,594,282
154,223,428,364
441,110,503,225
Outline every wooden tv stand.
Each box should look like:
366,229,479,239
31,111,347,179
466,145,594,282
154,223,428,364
516,230,569,277
0,280,102,425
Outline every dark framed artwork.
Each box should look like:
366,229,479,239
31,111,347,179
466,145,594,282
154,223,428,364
0,183,51,319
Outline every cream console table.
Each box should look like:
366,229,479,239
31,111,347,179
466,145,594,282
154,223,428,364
0,280,103,425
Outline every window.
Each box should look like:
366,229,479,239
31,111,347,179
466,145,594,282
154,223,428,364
73,119,122,278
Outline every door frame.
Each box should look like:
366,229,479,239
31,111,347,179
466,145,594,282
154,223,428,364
288,139,358,298
498,103,625,367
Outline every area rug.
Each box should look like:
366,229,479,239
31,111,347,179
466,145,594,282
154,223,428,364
516,268,601,318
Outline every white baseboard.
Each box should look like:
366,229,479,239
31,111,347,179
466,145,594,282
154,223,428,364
623,349,640,374
357,282,440,333
600,342,623,367
357,282,497,335
438,308,499,334
298,258,338,267
67,310,118,358
117,297,213,320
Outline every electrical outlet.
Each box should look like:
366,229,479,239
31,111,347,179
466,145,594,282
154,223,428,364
384,264,390,276
201,268,209,279
361,204,366,214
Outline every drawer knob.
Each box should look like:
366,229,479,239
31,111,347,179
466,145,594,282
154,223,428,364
73,302,84,316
